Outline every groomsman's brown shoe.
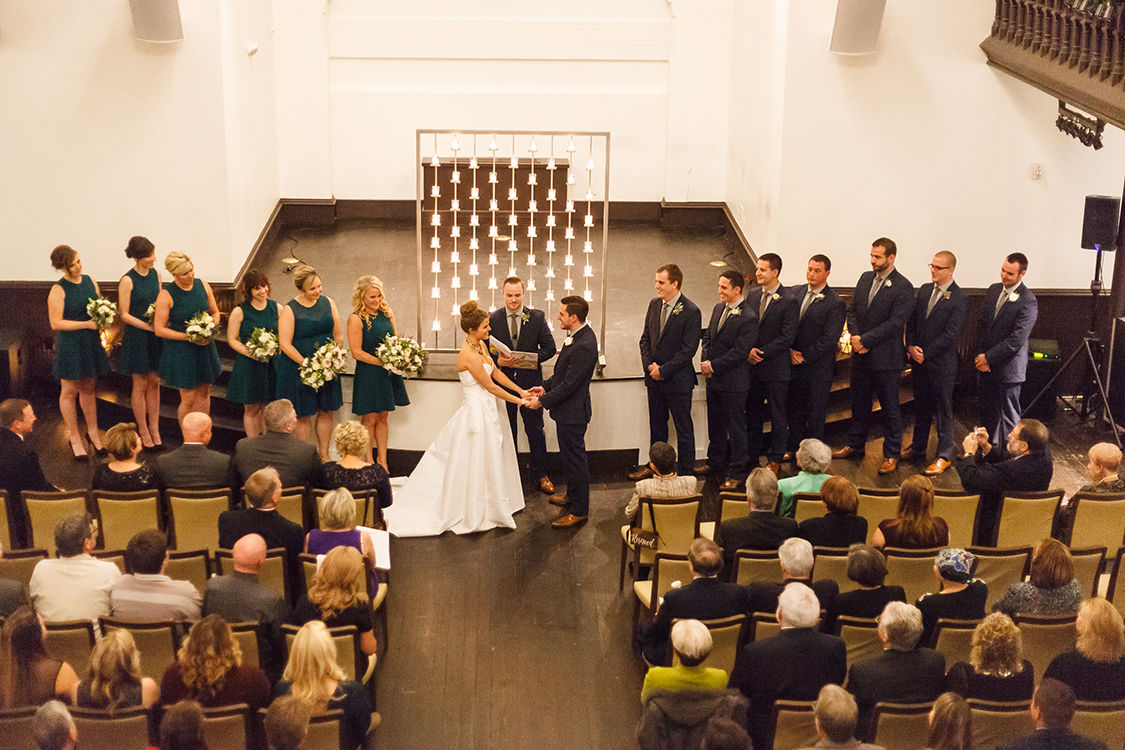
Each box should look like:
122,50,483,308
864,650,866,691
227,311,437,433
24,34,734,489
923,458,951,476
900,446,921,461
694,462,719,476
878,457,899,474
538,476,555,495
719,478,744,491
552,513,588,528
832,446,862,459
628,466,654,481
781,452,796,463
549,494,569,507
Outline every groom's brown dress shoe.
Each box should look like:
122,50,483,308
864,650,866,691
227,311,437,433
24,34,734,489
552,514,588,528
549,494,569,507
628,466,654,481
538,476,555,495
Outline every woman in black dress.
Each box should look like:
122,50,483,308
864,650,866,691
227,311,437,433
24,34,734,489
798,476,868,549
1044,596,1125,701
317,421,392,517
90,422,158,492
915,548,988,646
946,612,1034,701
291,546,377,662
832,544,906,622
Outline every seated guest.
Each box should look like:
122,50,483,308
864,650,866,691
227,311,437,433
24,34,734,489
316,421,393,519
0,540,29,618
831,544,906,623
745,536,839,614
157,700,210,750
110,529,202,623
0,398,57,549
730,583,847,750
306,488,379,596
291,546,377,668
927,692,971,750
34,700,77,750
701,718,753,750
719,467,798,572
956,419,1052,545
1044,597,1125,702
624,441,699,519
160,615,272,711
916,548,987,645
946,612,1034,702
277,620,376,750
798,476,868,549
75,628,159,711
232,399,320,488
778,439,833,518
265,695,313,750
202,533,289,683
996,678,1107,750
797,684,885,750
638,538,748,666
0,605,80,707
846,602,946,739
90,422,158,492
219,466,304,600
873,475,949,550
29,512,121,622
638,689,748,750
641,619,729,704
993,538,1082,618
155,412,232,490
1057,442,1125,538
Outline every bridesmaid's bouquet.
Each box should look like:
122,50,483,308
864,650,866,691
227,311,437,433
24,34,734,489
144,302,156,324
376,334,427,378
246,327,279,361
300,339,349,389
185,311,217,343
86,297,119,330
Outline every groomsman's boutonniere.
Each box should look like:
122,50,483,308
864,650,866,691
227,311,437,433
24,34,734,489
1009,292,1019,302
521,311,531,323
884,279,892,288
729,306,742,317
563,336,573,347
943,291,952,300
814,293,825,302
771,293,781,301
671,302,684,316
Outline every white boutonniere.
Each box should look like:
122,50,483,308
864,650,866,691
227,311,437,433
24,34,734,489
771,293,780,301
814,293,825,302
884,279,892,288
1008,292,1019,302
729,306,742,317
672,302,684,316
942,291,952,300
563,336,573,347
521,311,531,323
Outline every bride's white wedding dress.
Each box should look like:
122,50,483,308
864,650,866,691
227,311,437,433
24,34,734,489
384,361,525,536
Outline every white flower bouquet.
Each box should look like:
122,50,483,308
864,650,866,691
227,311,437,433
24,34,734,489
375,334,428,377
245,327,279,361
185,311,217,343
86,297,119,330
300,339,349,389
144,302,156,324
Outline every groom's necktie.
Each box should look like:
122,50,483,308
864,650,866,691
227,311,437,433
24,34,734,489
659,302,671,336
510,312,520,342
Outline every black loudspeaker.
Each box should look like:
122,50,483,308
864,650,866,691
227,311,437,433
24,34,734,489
829,0,887,55
128,0,183,43
1021,339,1059,423
1081,195,1120,250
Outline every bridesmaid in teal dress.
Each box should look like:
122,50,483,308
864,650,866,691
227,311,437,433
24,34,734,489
277,264,344,462
347,275,409,470
154,251,222,422
115,236,163,449
226,269,278,437
47,245,109,459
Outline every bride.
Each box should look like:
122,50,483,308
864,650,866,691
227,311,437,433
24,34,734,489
384,300,532,536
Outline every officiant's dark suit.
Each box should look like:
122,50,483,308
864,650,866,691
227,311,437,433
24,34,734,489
743,281,798,467
701,292,756,485
490,302,556,485
976,276,1038,447
787,282,846,449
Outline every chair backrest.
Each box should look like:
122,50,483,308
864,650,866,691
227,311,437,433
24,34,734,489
90,489,162,551
276,486,307,529
931,618,982,664
717,491,750,524
857,492,901,544
0,490,11,551
769,700,819,750
968,699,1035,750
0,548,47,588
883,547,942,604
1109,547,1125,619
23,490,87,555
99,618,180,681
229,622,260,670
283,624,361,682
69,706,152,750
932,493,981,549
870,702,934,750
676,614,747,675
733,550,783,586
259,707,344,750
749,613,782,643
201,703,249,750
167,489,231,551
1072,700,1125,750
995,490,1065,548
649,553,694,616
301,553,320,594
215,547,288,603
1069,546,1107,599
812,547,857,594
836,616,882,670
0,706,38,750
312,487,374,529
1068,492,1125,552
91,548,126,573
633,496,702,566
793,493,827,524
968,546,1033,612
1013,613,1078,682
165,549,210,593
44,619,97,678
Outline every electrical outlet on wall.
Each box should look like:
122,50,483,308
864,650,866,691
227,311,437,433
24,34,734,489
1030,163,1044,180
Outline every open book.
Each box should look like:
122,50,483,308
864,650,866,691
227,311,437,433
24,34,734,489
490,337,539,369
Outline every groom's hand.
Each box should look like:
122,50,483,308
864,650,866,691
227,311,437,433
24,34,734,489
529,386,545,397
527,396,542,410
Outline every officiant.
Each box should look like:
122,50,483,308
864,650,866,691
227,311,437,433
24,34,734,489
490,276,558,495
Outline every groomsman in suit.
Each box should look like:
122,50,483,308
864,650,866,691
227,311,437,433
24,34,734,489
0,399,56,549
744,253,798,474
903,251,969,476
700,270,757,490
975,253,1038,449
634,264,702,480
832,238,915,474
529,296,599,528
490,276,557,495
786,254,847,458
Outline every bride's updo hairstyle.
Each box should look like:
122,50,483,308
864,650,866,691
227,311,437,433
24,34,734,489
460,301,488,333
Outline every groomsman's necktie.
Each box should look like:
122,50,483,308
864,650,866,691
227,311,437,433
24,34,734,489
994,289,1009,319
759,291,770,319
868,274,885,306
718,305,731,330
800,289,816,320
510,312,520,342
659,302,671,336
926,286,942,317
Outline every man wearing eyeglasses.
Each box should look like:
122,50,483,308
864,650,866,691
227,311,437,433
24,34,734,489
902,251,968,475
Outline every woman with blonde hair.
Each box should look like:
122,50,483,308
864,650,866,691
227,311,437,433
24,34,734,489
993,538,1082,617
347,275,409,469
1044,597,1125,701
76,628,159,711
159,614,271,711
154,251,222,421
90,422,158,492
0,605,80,707
873,474,949,549
307,486,381,594
291,546,377,659
926,692,971,750
316,421,393,519
226,269,279,437
277,620,375,750
47,244,109,459
115,236,163,449
275,264,344,462
946,612,1034,701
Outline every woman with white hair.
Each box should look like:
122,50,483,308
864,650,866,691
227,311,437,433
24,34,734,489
777,439,833,517
306,486,380,594
640,619,728,704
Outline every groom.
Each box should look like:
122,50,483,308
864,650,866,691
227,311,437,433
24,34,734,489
529,295,598,528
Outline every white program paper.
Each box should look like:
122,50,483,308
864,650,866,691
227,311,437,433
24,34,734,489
357,525,392,570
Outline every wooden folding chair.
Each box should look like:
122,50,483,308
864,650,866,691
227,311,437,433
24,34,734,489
932,492,981,549
968,546,1032,612
883,546,942,604
931,618,981,665
215,547,288,603
1069,546,1107,599
733,550,782,586
89,489,161,551
1067,492,1125,552
770,700,819,750
632,552,692,633
836,615,882,670
857,490,900,545
23,490,87,555
812,547,857,594
794,492,827,524
619,495,701,589
1013,613,1077,682
994,490,1064,548
165,548,210,593
99,617,180,681
44,619,97,678
870,702,934,750
69,706,151,750
968,699,1035,750
167,488,230,551
1072,700,1125,750
0,548,46,588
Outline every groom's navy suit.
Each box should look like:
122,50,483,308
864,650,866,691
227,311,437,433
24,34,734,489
640,293,702,475
701,299,756,480
490,305,557,479
540,324,598,517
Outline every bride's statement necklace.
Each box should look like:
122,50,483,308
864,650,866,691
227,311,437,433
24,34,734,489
466,337,487,357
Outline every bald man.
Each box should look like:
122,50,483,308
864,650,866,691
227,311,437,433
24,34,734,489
155,412,232,489
1082,443,1123,494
